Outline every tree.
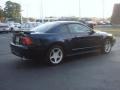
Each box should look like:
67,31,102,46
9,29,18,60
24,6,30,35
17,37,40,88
0,6,4,22
4,1,21,22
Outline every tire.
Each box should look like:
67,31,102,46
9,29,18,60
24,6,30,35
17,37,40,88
101,39,112,54
45,45,64,65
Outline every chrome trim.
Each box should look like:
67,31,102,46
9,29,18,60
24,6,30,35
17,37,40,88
72,46,100,51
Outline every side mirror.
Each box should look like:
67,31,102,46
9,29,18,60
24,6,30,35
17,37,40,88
89,30,95,34
87,23,95,29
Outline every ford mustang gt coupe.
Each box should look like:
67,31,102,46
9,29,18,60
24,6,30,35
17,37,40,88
10,21,116,65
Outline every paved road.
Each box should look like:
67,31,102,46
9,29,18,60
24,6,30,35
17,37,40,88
0,33,120,90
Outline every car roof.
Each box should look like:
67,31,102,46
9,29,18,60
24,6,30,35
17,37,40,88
52,21,82,24
42,21,84,28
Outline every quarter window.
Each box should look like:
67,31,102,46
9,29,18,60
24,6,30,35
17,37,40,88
68,24,91,33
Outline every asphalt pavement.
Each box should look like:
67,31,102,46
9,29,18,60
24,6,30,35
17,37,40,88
0,33,120,90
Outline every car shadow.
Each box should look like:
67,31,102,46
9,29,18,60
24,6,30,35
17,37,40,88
15,58,48,69
14,51,105,70
63,52,102,63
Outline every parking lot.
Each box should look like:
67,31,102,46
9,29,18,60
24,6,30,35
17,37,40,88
1,33,120,90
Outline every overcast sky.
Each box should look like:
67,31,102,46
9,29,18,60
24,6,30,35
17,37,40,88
0,0,120,18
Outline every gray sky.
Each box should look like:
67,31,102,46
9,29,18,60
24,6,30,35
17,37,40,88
0,0,120,18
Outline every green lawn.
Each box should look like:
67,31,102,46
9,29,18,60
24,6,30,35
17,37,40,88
95,27,120,37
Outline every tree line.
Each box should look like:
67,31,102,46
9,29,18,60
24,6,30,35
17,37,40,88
0,1,21,23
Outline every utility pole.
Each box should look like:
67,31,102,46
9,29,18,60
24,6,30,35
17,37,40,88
78,0,81,19
40,0,44,23
20,12,22,24
102,0,105,20
20,10,23,24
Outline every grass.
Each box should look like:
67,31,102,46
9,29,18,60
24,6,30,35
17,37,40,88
95,27,120,37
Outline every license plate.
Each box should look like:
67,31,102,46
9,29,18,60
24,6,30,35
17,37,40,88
15,37,20,44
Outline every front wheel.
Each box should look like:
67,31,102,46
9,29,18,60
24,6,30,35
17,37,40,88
101,39,112,54
46,45,64,65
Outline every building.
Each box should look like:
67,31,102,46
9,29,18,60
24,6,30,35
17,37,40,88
111,3,120,24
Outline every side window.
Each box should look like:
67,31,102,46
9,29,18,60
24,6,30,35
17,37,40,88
47,25,69,33
68,24,91,33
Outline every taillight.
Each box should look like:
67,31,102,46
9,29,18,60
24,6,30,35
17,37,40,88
21,37,32,46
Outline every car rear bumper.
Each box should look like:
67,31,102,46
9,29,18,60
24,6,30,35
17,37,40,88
10,43,45,59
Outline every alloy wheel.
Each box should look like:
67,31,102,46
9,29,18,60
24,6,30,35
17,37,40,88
104,40,111,53
49,47,63,64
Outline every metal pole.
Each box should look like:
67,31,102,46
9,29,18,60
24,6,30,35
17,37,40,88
20,14,22,24
40,0,44,23
102,0,105,19
20,10,23,24
78,0,81,19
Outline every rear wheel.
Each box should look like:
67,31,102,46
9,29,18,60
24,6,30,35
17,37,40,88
46,45,64,65
102,39,112,54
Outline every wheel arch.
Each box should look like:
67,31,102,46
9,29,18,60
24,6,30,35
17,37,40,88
102,35,113,45
46,42,66,55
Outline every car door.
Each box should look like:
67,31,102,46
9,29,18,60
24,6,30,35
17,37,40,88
67,23,101,54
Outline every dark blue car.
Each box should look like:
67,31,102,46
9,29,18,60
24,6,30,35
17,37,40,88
10,21,116,65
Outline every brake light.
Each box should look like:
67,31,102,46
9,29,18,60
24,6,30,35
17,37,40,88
21,37,32,46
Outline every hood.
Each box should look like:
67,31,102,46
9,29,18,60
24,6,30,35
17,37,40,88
95,30,112,36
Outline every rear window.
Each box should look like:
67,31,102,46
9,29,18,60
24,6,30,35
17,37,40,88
31,22,58,33
47,25,69,33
